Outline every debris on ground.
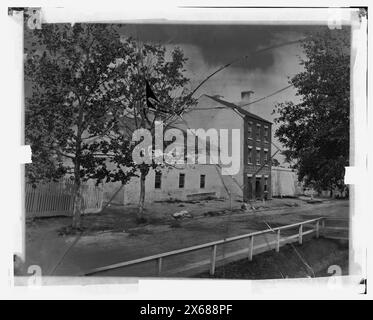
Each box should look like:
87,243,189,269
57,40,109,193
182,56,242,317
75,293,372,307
172,210,193,219
241,203,256,211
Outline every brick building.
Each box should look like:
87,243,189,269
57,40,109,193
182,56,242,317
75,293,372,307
206,94,272,201
102,93,272,205
243,111,272,201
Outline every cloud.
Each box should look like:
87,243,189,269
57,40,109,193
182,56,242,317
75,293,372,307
120,24,322,71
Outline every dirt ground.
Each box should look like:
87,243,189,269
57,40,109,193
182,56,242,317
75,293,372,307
27,196,329,236
196,238,349,279
24,198,349,276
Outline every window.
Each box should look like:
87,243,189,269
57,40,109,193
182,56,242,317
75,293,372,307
154,171,162,189
256,124,261,141
248,147,253,164
264,150,269,165
179,173,185,188
200,175,206,189
256,149,261,165
248,121,253,139
264,126,269,143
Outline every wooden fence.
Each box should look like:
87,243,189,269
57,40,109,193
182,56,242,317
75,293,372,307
83,217,327,277
26,179,103,218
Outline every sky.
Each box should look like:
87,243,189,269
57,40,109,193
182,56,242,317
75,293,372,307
25,23,329,165
120,24,326,162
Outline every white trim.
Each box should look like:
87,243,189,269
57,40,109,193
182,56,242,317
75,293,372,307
247,174,252,177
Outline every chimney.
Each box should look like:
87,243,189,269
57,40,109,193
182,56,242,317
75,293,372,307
240,90,254,105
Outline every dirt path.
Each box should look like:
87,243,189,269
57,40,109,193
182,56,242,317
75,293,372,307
25,200,348,277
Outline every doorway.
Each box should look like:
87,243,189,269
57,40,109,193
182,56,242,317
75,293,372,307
247,177,252,199
255,177,261,199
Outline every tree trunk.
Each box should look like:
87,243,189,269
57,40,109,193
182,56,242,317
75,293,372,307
72,183,82,229
138,170,146,221
72,160,82,229
73,103,84,229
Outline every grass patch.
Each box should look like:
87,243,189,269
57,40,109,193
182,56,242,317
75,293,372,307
195,238,348,279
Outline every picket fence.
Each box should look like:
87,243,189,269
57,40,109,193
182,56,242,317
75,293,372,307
25,179,103,218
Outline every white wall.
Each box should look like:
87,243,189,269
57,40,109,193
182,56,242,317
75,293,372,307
122,164,225,204
271,167,303,197
120,95,246,204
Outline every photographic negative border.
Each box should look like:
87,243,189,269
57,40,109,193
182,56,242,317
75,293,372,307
2,2,369,299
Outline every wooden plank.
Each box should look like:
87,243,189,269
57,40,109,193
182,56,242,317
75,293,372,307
83,218,324,275
25,180,104,217
84,226,322,277
157,257,162,276
322,226,349,231
302,229,315,236
210,245,217,276
323,236,349,241
248,236,254,261
321,219,326,230
324,217,349,221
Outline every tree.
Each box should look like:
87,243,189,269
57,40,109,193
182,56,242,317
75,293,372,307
108,42,196,221
273,28,350,195
271,158,280,167
25,24,138,228
25,23,196,225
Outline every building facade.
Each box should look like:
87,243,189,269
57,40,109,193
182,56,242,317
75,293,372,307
107,93,272,205
243,113,272,201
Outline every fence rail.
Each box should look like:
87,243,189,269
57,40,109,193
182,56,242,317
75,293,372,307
26,180,103,217
83,217,327,277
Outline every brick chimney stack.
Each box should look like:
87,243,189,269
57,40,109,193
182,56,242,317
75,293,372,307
241,90,254,104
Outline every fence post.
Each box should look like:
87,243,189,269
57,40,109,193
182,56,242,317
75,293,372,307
210,245,217,276
299,224,303,244
32,190,39,213
276,229,281,252
315,220,320,238
248,236,254,261
157,257,162,276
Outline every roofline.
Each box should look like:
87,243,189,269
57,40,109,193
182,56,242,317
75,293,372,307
203,94,273,125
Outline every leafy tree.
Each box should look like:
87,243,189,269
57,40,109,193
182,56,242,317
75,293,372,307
273,28,350,195
25,23,195,225
25,24,138,228
271,158,280,167
109,43,196,221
